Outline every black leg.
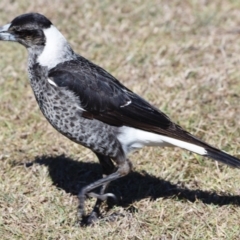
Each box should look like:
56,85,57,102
96,152,116,176
86,153,115,223
78,150,132,222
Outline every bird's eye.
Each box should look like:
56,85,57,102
9,25,19,31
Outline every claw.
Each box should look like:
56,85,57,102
78,189,118,223
77,169,126,221
87,211,99,224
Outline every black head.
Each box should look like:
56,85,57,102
10,13,52,31
0,13,52,47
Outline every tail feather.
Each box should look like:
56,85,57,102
205,147,240,168
168,125,240,168
159,132,240,168
117,126,240,168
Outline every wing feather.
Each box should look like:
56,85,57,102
47,57,215,149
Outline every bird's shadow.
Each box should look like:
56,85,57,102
24,154,240,210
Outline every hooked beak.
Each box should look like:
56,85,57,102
0,23,16,41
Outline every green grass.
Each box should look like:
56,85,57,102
0,0,240,239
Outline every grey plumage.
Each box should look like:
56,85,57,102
0,13,239,224
30,64,120,157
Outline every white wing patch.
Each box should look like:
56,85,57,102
120,100,131,108
77,106,86,111
47,78,58,87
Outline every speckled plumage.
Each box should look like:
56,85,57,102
28,63,120,158
0,13,240,224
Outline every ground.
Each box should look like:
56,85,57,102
0,0,240,239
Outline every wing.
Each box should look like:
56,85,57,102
47,57,214,146
46,57,240,168
48,57,173,129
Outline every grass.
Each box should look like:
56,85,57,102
0,0,240,239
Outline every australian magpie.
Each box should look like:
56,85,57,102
0,13,239,223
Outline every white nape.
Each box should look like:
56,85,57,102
37,25,71,69
117,126,207,156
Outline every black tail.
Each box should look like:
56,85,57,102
170,124,240,169
205,147,240,168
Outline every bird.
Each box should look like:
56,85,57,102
0,12,239,224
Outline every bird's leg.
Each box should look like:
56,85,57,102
78,151,131,221
86,153,116,223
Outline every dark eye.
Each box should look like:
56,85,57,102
9,25,22,32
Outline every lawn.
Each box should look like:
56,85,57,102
0,0,240,239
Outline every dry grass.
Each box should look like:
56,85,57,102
0,0,240,239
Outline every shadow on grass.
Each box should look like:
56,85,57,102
26,154,240,208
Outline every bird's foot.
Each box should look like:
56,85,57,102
79,210,100,226
78,190,117,224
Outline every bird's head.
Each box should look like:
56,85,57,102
0,13,52,48
0,13,74,69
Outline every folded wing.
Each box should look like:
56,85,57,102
47,57,240,168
